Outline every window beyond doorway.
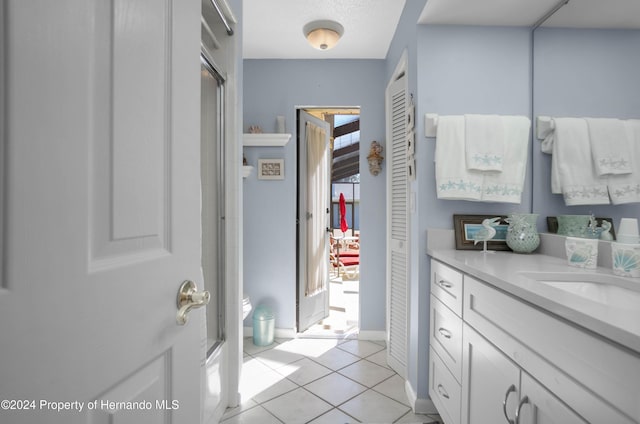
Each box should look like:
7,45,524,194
331,182,359,231
331,114,360,233
332,114,360,182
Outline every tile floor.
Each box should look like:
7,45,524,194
221,337,442,424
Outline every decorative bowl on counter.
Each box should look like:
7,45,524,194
557,215,591,237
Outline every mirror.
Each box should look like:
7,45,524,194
531,1,640,234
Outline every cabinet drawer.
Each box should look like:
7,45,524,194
431,259,463,316
430,295,462,383
464,276,640,423
429,348,461,424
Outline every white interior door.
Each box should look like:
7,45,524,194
0,1,204,423
297,110,331,333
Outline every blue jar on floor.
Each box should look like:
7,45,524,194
252,305,275,346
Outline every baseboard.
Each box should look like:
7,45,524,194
243,326,297,339
244,327,387,342
357,330,387,341
275,327,297,339
405,379,438,415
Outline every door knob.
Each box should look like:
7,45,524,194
176,280,210,325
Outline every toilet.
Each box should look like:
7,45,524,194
242,294,252,320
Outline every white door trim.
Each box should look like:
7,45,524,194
199,0,243,415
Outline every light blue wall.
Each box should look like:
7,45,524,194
406,23,533,400
533,28,640,228
384,0,534,399
417,25,534,226
241,8,640,409
420,24,533,397
384,0,426,404
243,59,387,331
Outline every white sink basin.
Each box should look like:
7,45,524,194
518,271,640,310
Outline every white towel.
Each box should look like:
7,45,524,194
586,118,632,176
465,114,505,172
608,120,640,204
552,118,610,205
435,116,483,201
481,116,531,203
540,130,562,193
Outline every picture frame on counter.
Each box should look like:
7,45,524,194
453,214,511,251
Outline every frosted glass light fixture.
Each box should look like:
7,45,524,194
303,20,344,50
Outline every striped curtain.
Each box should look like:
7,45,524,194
306,121,329,296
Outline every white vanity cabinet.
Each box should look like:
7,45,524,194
519,372,588,424
462,323,586,424
429,258,640,424
461,323,520,424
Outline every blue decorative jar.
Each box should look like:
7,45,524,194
506,213,540,253
557,214,591,237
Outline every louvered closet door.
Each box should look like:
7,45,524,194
386,72,408,379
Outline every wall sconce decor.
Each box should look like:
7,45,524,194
367,141,384,176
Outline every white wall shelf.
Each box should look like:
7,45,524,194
243,133,291,147
242,166,254,179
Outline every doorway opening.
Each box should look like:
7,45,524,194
296,107,361,338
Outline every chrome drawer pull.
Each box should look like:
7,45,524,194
502,384,516,424
514,396,530,424
437,384,450,399
438,327,453,339
438,279,453,289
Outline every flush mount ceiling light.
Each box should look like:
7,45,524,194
303,20,344,51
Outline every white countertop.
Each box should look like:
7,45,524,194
427,247,640,353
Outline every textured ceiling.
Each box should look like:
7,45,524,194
418,0,562,27
242,0,640,60
242,0,405,59
541,0,640,29
419,0,640,29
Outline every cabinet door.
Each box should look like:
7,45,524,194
462,324,520,424
518,373,588,424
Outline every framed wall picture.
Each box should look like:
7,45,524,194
453,214,511,251
257,159,284,180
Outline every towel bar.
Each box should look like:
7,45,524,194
536,116,555,140
424,113,438,137
427,113,538,139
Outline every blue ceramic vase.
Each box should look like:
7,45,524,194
506,213,540,253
